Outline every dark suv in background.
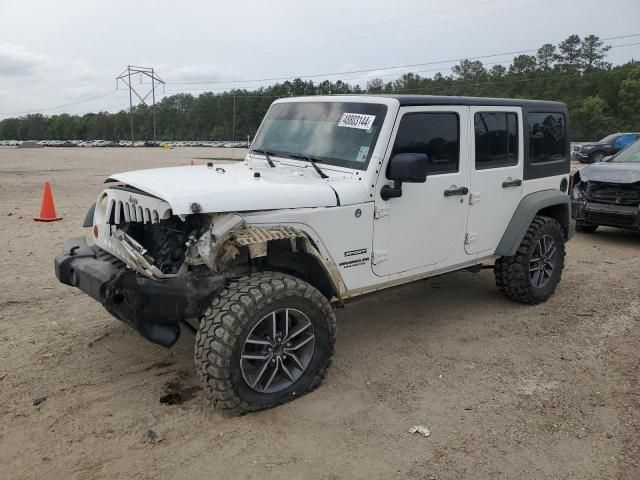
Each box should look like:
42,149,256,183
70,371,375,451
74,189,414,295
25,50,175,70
573,132,640,163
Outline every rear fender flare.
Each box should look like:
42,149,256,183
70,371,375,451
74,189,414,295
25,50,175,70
495,190,573,257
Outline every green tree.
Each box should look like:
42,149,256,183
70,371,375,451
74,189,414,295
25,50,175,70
556,34,583,73
618,66,640,130
581,34,611,71
572,95,614,140
536,43,556,71
0,34,635,143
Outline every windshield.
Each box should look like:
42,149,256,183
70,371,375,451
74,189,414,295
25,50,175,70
609,139,640,163
252,101,388,170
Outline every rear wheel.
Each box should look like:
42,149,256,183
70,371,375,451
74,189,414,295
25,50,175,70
494,216,566,304
576,223,598,233
195,272,336,415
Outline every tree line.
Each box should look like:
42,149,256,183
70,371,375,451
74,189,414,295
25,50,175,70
1,34,638,142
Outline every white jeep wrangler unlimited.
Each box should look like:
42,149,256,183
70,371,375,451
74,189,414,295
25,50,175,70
55,95,574,414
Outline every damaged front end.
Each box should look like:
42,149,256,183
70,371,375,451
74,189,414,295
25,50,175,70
56,185,342,348
571,176,640,230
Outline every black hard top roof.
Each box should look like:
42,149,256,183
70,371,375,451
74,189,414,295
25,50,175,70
377,94,566,109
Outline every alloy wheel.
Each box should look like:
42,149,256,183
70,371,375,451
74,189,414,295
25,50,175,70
529,234,557,289
240,308,315,393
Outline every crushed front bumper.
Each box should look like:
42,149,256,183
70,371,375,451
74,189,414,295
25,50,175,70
572,200,640,230
54,237,225,347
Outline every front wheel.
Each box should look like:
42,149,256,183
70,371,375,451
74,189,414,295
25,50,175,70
195,272,336,415
494,216,566,304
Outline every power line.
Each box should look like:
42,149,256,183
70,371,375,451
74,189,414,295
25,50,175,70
152,66,638,104
0,89,118,116
5,35,638,118
166,34,640,86
161,0,503,66
163,0,569,71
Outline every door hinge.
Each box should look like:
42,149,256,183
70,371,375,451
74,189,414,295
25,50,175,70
469,192,481,205
465,232,477,245
372,250,388,264
374,204,391,219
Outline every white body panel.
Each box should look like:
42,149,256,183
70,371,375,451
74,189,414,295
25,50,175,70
372,105,471,276
92,95,570,300
465,106,524,255
108,163,345,215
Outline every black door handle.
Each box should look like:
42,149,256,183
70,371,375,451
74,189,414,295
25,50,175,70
502,179,522,188
444,186,469,197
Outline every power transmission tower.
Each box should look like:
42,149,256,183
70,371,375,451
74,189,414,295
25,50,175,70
116,66,165,146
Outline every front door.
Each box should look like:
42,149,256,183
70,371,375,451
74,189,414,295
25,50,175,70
372,106,470,277
465,107,524,255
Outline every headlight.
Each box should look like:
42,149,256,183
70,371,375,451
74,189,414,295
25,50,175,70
572,182,586,199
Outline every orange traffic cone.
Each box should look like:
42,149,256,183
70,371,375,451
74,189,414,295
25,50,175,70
34,182,62,222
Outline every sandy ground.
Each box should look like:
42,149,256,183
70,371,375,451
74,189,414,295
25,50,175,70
0,147,638,480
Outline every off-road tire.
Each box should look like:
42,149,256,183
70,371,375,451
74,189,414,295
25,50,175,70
494,216,566,304
195,271,336,415
575,223,598,233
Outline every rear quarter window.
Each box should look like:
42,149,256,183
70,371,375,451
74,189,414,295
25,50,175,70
528,112,567,163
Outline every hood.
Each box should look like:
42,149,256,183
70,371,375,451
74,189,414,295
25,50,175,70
578,161,640,184
107,162,366,215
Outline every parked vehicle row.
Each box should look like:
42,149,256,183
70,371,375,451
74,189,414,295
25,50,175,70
0,139,250,148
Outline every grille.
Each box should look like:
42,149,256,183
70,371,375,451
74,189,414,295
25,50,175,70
586,181,640,206
107,199,161,224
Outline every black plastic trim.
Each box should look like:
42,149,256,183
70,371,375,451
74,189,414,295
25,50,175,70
54,237,226,348
82,202,96,227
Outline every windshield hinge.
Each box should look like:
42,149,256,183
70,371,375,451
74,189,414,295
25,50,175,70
374,204,391,219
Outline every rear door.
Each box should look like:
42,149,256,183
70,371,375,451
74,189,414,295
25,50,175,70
465,107,523,255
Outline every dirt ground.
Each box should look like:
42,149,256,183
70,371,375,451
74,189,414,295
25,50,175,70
0,147,638,480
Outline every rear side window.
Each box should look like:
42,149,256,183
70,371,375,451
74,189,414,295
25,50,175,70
474,112,518,169
528,113,567,163
392,112,459,174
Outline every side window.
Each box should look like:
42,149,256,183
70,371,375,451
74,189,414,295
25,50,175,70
392,112,459,174
528,112,567,163
474,112,518,169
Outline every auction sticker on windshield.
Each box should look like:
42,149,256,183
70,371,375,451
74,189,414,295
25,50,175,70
338,113,376,130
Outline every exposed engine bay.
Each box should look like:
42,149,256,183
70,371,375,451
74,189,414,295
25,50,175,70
121,215,207,275
94,185,340,297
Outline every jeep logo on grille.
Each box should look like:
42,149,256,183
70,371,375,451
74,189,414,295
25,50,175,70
128,195,139,205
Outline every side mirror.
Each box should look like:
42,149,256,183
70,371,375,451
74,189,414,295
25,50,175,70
381,153,429,200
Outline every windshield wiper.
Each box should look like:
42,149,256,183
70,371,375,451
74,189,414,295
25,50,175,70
287,153,329,179
250,148,276,168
